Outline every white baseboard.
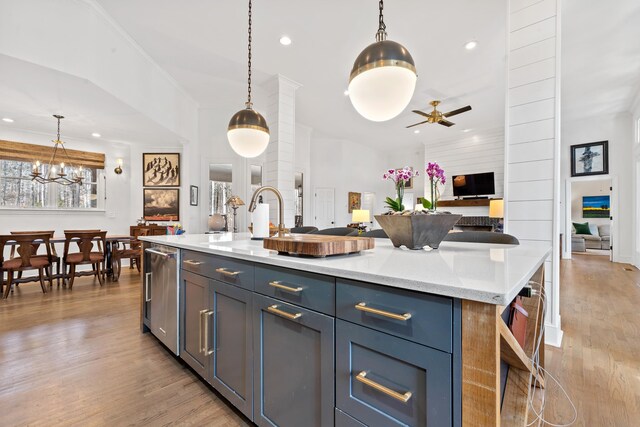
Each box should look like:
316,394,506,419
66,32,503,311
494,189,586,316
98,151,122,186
615,255,633,264
544,322,564,347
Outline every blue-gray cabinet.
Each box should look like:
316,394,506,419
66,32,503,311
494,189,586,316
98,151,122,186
180,270,212,379
253,293,335,427
210,279,253,419
336,320,453,426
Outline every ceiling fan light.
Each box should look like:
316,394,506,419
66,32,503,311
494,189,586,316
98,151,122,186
348,40,417,122
227,107,270,158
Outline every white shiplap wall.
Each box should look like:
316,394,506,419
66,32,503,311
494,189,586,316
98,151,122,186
424,128,505,200
505,0,562,346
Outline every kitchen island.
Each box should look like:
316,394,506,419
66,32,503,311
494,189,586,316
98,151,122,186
140,233,549,427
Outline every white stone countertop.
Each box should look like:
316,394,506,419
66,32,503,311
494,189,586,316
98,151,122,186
140,233,550,305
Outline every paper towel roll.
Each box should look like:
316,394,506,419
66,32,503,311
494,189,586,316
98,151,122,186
252,204,270,238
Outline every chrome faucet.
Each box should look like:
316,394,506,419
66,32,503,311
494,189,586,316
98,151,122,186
248,186,288,237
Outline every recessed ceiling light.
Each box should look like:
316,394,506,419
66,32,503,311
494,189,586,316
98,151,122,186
343,90,349,96
91,132,101,138
2,117,14,123
279,36,292,46
462,128,471,133
414,129,420,134
464,40,478,50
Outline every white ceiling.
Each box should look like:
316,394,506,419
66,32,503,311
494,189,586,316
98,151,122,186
561,0,640,121
0,54,181,146
95,0,508,150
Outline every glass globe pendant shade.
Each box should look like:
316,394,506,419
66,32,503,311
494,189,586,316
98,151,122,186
348,40,417,122
227,106,270,158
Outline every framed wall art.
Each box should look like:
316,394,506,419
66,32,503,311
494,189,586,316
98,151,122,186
571,141,608,177
143,153,180,186
143,188,179,221
348,192,361,213
190,185,199,206
583,195,610,219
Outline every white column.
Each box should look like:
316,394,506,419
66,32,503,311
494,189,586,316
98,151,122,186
505,0,563,346
263,75,302,228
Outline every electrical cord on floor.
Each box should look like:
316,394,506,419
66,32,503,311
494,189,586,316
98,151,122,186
525,287,577,426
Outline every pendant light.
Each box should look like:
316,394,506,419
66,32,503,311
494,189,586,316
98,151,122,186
348,0,417,122
227,0,270,158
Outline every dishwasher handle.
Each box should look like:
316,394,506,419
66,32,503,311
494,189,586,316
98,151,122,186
145,248,176,259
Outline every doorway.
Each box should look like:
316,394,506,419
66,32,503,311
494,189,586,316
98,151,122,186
564,176,615,261
314,188,335,229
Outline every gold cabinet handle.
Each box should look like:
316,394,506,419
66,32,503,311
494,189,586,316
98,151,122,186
268,281,303,293
355,302,411,321
267,305,302,321
355,371,413,403
199,309,207,354
184,259,204,266
215,267,241,276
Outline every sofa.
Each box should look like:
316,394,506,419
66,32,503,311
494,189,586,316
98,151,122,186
572,223,610,251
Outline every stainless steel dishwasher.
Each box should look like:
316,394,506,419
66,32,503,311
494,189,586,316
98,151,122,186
144,245,180,355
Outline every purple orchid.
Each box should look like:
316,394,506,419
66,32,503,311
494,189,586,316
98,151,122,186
425,162,446,210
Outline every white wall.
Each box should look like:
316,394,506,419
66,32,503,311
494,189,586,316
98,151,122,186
310,137,387,228
561,113,634,262
570,179,610,226
632,95,640,268
0,126,132,235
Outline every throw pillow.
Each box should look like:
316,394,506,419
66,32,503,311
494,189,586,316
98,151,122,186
573,222,591,235
588,223,599,237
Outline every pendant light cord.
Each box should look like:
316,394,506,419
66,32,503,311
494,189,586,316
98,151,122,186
56,116,61,141
246,0,253,108
376,0,387,41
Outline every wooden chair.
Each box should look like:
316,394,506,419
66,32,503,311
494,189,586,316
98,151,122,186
0,233,53,299
63,231,107,289
111,229,148,281
10,230,61,286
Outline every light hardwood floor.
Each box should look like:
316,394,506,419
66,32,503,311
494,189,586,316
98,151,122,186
1,256,638,426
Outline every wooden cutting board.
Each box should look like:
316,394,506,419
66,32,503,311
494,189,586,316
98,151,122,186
263,234,375,257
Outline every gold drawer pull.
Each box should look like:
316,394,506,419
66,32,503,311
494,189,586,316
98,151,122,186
355,302,412,321
356,371,413,403
184,259,204,266
216,267,241,276
269,281,303,293
267,305,302,321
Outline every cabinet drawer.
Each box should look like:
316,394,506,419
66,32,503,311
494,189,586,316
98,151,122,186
182,250,254,290
255,264,335,315
336,279,453,352
336,320,452,427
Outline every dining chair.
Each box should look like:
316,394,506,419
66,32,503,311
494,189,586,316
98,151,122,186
443,231,520,245
111,229,148,281
309,227,359,236
0,233,53,299
63,231,107,289
10,230,61,286
290,226,319,234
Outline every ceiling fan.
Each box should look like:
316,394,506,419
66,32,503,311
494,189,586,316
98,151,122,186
406,100,472,128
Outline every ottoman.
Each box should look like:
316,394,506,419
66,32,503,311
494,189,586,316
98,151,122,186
571,236,586,252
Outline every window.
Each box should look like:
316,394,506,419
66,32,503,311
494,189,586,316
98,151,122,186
209,163,233,215
0,159,103,209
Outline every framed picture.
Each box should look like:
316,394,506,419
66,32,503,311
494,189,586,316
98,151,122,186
397,167,414,189
143,153,180,186
143,188,179,221
348,192,361,213
571,141,608,177
190,185,199,206
583,195,610,218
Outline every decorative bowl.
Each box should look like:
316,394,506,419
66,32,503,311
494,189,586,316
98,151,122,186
375,212,462,250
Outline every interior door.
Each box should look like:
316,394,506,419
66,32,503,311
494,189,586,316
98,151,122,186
314,187,335,229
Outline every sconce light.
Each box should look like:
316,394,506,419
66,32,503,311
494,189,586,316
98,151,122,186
114,158,123,175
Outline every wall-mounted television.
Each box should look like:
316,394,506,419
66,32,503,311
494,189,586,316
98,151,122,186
452,172,495,197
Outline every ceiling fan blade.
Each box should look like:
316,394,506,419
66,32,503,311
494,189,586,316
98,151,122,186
411,110,432,118
443,105,472,118
438,119,455,127
406,120,429,128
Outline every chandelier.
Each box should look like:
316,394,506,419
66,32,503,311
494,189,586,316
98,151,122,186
30,115,84,186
